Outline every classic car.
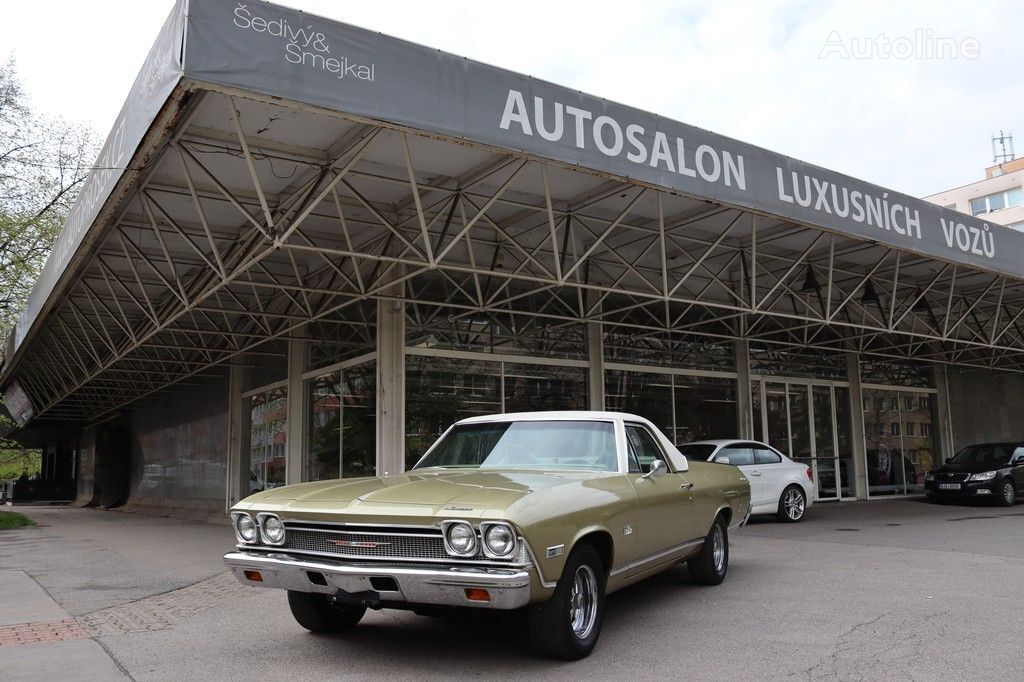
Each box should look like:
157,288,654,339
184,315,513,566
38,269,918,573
224,411,751,660
678,439,815,522
925,442,1024,506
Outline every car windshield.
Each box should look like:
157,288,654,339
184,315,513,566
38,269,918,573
677,443,718,459
414,420,618,472
949,444,1018,466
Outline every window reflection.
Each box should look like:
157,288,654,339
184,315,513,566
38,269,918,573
306,362,377,481
247,386,287,492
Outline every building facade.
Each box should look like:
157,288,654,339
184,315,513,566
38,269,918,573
925,156,1024,232
4,0,1024,518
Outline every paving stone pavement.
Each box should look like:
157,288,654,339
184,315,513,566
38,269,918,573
76,571,260,636
0,618,91,647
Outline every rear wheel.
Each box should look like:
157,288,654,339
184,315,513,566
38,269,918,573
996,479,1016,507
527,543,605,660
687,515,729,586
287,591,366,633
777,485,806,522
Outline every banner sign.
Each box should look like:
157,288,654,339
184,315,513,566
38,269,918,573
183,0,1023,279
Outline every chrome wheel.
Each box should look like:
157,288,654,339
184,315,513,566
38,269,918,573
711,524,725,573
568,564,599,639
784,488,805,520
1003,482,1015,505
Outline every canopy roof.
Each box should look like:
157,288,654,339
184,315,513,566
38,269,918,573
4,0,1024,428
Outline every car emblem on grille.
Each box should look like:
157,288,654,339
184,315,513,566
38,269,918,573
331,540,391,548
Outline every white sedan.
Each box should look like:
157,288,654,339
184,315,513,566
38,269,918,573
678,440,816,522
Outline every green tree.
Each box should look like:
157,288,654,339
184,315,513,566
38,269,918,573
0,57,97,354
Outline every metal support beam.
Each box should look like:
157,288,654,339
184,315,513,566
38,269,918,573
845,353,869,500
285,329,306,485
376,283,406,476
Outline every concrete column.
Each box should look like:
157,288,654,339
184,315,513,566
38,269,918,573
587,321,604,410
932,364,954,462
226,364,246,508
376,297,406,476
285,332,306,485
735,340,753,439
845,353,869,500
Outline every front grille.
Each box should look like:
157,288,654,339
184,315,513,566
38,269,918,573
281,524,450,561
939,472,969,482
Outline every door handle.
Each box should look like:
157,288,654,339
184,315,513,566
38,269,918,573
680,482,694,490
749,471,763,477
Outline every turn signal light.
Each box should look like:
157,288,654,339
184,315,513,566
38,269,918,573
806,467,813,481
464,588,490,602
243,570,263,582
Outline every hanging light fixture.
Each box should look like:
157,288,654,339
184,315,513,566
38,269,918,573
860,280,880,304
800,266,820,292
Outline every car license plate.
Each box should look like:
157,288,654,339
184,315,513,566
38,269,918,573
938,483,960,490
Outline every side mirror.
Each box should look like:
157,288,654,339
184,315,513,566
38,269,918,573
717,456,731,465
944,458,951,464
643,459,669,479
1012,456,1024,466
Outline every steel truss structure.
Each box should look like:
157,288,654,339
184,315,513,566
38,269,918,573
11,86,1024,425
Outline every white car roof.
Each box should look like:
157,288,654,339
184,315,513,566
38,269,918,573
456,410,650,425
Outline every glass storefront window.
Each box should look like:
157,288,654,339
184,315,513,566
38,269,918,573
603,330,735,372
860,358,934,388
305,362,377,481
405,355,502,469
605,370,738,444
605,371,674,439
306,303,377,372
406,311,587,360
404,354,588,470
749,344,847,381
863,388,938,496
674,375,738,443
503,362,587,414
247,386,287,492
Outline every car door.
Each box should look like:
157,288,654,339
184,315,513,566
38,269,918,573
752,445,790,506
624,422,701,565
717,444,761,505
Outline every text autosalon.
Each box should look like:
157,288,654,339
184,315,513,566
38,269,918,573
499,90,746,189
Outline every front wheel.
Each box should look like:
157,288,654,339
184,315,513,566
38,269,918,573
287,591,366,633
687,515,729,585
777,485,807,522
527,543,606,660
996,480,1016,507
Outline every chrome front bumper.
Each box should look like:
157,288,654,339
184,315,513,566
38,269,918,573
224,551,532,610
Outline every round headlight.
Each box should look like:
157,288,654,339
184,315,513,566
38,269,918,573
483,523,516,557
445,522,478,556
261,515,286,545
234,514,258,543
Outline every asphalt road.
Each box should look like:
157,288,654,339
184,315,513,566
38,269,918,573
2,499,1022,681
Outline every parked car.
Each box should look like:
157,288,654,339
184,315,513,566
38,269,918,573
678,440,815,522
224,411,751,660
925,442,1024,506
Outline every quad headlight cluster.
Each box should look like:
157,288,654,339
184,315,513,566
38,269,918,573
440,520,519,559
231,512,286,546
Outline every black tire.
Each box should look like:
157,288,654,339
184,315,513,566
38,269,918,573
687,515,729,586
527,543,606,660
287,591,366,633
996,479,1016,507
777,485,807,522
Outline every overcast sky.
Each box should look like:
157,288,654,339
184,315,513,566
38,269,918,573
2,0,1021,197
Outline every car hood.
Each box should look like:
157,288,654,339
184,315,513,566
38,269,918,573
933,462,1009,475
235,469,606,520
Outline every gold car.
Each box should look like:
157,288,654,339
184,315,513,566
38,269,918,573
225,411,751,659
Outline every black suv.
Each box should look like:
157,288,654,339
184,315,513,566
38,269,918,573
925,443,1024,506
